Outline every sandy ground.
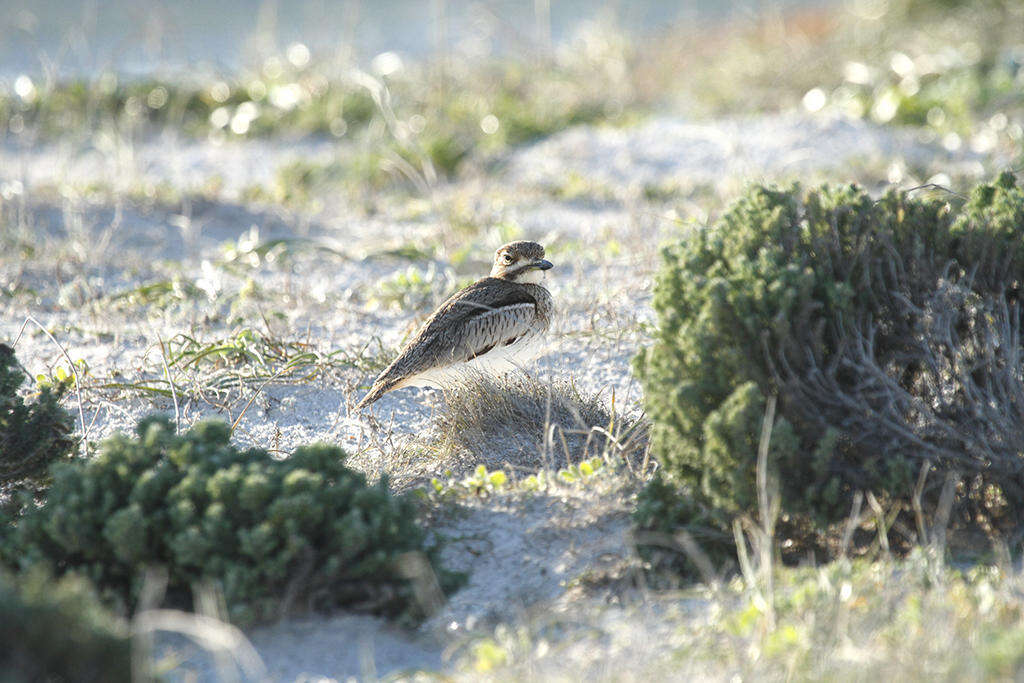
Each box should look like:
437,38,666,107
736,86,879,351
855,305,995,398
0,112,995,680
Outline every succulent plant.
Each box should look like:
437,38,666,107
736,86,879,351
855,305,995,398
8,416,461,624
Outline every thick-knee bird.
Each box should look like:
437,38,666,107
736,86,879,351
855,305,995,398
356,240,554,408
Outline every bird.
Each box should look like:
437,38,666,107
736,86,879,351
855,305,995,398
356,240,554,409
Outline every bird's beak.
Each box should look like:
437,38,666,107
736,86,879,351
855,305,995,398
532,259,554,271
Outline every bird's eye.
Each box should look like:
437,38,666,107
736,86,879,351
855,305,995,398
503,254,513,263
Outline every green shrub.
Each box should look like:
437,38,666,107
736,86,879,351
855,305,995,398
0,570,132,682
632,473,735,578
636,173,1024,532
7,416,460,624
0,343,76,495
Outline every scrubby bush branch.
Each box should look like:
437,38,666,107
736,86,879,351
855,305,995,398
777,277,1024,491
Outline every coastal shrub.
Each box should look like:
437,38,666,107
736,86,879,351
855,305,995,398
0,570,132,682
8,416,460,624
632,473,735,578
0,343,76,494
635,173,1024,534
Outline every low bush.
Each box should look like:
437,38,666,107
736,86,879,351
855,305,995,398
632,472,736,579
6,416,460,624
636,173,1024,542
0,343,76,496
0,570,132,682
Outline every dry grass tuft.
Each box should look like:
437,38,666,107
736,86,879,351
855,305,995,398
424,373,648,478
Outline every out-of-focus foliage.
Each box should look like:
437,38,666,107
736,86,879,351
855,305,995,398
637,173,1024,534
0,343,76,499
0,26,639,183
454,555,1024,680
647,0,1023,160
0,570,132,682
4,2,1017,196
807,28,1022,156
693,556,1024,680
5,416,461,624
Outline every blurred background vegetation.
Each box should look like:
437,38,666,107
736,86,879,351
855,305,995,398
0,0,1020,198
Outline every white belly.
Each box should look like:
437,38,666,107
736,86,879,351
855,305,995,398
404,332,547,388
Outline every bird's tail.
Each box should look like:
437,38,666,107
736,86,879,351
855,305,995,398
355,375,405,410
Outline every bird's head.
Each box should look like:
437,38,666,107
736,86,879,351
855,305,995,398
490,240,553,283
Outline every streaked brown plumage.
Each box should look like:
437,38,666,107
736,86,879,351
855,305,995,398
357,241,554,409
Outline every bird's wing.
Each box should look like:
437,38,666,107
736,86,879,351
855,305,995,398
357,280,537,407
449,301,537,362
412,278,535,340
